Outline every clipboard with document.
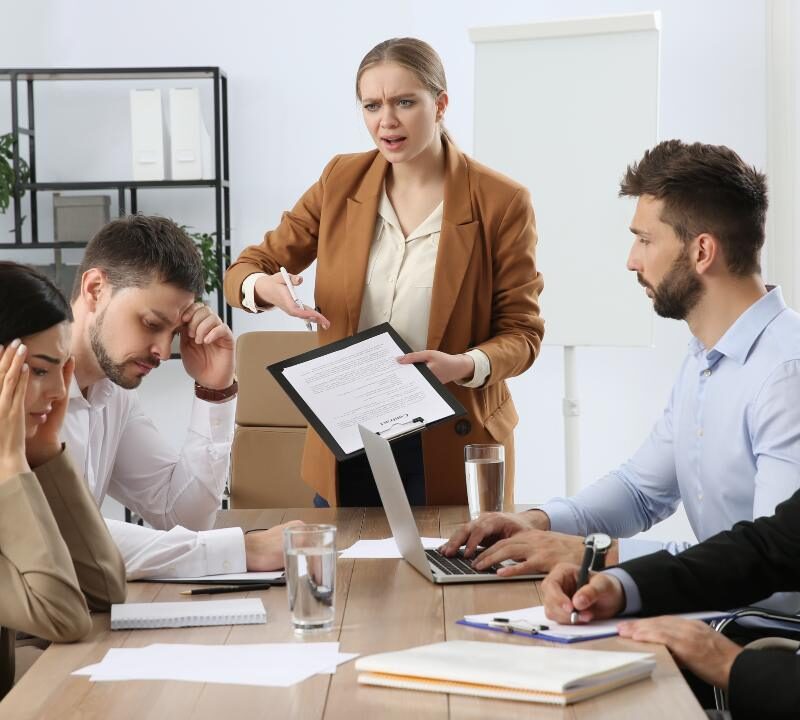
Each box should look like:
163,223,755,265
267,323,467,461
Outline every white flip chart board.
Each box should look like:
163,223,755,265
471,13,660,347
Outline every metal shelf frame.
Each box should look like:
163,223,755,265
1,66,232,326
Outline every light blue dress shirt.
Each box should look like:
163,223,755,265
542,288,800,571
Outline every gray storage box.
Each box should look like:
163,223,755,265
53,193,111,244
35,263,80,302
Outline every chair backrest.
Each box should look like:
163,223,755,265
712,607,800,712
231,331,319,508
235,331,318,428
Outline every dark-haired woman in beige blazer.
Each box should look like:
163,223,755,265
0,262,126,699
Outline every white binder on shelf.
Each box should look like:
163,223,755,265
169,87,213,180
129,89,165,181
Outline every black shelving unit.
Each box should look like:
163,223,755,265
0,67,232,326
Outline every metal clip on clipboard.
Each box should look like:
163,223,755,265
375,416,426,441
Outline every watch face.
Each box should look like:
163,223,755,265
587,533,612,551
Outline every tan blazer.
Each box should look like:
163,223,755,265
0,450,126,699
225,139,544,506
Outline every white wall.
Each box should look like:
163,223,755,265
0,0,774,542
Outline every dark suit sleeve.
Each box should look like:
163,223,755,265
727,649,800,719
614,488,800,614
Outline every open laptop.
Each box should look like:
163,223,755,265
359,425,544,584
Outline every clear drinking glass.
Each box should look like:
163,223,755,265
464,444,505,519
283,524,337,634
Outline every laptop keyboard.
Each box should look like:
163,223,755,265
425,549,500,576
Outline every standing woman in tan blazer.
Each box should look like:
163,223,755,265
225,38,544,507
0,263,126,699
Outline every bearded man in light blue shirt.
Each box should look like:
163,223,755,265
442,140,800,600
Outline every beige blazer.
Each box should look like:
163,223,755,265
0,450,126,699
225,138,544,506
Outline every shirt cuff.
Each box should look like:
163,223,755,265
538,499,581,536
241,272,269,313
456,349,491,389
604,568,642,615
618,537,665,563
199,527,247,575
189,394,236,445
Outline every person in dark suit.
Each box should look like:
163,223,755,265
541,487,800,719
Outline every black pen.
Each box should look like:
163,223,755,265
571,544,595,625
571,533,612,624
489,617,549,634
180,583,277,596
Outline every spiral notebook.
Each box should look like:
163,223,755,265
355,641,656,706
110,598,267,630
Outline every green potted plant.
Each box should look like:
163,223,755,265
0,132,30,230
180,225,222,296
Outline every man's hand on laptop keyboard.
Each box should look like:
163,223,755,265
470,529,619,577
439,510,550,560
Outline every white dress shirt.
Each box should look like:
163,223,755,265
63,377,246,579
242,186,491,386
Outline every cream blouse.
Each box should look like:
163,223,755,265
243,186,490,387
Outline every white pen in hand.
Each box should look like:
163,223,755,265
279,266,313,331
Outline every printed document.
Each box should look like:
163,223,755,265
281,331,454,455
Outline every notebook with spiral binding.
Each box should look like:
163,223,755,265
110,598,267,630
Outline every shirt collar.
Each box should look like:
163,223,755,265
690,286,786,365
69,374,115,410
378,185,444,242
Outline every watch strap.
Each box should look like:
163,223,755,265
194,378,238,402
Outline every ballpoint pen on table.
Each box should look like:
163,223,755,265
279,266,314,331
179,582,281,596
488,617,549,635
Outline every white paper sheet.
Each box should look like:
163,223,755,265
143,571,284,584
73,643,358,687
463,605,727,641
340,537,444,559
281,331,454,455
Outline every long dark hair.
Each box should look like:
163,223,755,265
0,262,73,346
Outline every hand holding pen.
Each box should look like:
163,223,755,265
540,561,625,626
279,267,314,331
569,533,613,624
252,270,330,330
570,543,596,624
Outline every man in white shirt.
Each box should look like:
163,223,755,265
63,215,296,579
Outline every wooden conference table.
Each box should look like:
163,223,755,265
1,507,707,719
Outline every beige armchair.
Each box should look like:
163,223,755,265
231,331,319,508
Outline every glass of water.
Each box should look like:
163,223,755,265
464,444,505,520
283,524,337,634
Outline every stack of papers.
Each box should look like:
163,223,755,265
460,605,727,643
356,641,656,705
340,537,443,559
73,643,358,687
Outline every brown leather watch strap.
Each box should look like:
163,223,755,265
194,378,238,402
